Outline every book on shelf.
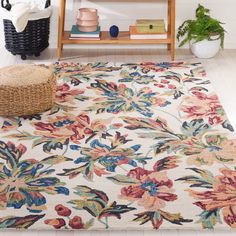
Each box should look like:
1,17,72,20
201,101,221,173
129,26,167,40
136,19,166,34
69,37,100,40
70,25,101,39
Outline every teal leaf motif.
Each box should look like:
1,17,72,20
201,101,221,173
222,120,234,132
197,209,222,229
182,119,210,137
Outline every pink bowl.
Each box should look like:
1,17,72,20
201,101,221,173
78,8,98,21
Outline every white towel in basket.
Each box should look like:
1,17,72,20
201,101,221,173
1,0,52,33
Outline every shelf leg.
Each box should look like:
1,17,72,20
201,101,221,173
169,0,176,61
58,0,66,60
167,0,171,51
57,44,63,61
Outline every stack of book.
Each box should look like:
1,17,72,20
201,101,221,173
130,19,167,39
70,25,101,40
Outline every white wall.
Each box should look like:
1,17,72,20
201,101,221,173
0,0,236,49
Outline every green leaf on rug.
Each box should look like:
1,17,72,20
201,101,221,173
33,137,68,153
107,174,139,185
83,218,95,229
5,131,34,140
40,155,73,165
69,199,104,217
182,119,210,137
160,210,193,225
59,163,99,181
197,209,221,229
176,168,215,188
133,211,163,229
0,214,45,229
99,201,136,219
153,156,180,171
73,185,109,205
50,103,76,115
69,185,109,217
134,210,192,229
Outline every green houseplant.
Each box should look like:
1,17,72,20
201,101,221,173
177,4,226,58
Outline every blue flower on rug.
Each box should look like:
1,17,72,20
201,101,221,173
0,141,69,212
59,132,144,181
87,79,170,117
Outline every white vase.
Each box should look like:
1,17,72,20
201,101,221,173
190,38,221,59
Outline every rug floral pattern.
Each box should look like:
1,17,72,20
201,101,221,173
0,62,236,230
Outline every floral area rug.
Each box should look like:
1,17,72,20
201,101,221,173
0,62,236,231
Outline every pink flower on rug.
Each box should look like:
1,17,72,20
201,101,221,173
180,92,226,125
182,134,236,166
120,167,177,211
34,113,108,144
188,168,236,228
139,62,187,73
44,218,66,229
44,205,92,230
69,216,84,229
56,83,85,104
55,204,72,217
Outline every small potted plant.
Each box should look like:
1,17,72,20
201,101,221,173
177,4,226,58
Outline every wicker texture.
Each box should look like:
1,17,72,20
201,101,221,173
2,0,51,60
0,65,56,117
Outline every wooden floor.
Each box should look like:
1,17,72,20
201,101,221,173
0,48,236,236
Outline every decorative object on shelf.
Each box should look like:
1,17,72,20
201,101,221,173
136,19,166,33
177,4,226,58
129,25,167,39
77,8,99,32
109,25,119,38
0,64,56,116
130,19,167,40
1,0,52,60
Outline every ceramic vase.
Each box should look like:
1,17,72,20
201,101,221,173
77,8,99,32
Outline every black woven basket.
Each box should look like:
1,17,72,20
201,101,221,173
1,0,51,60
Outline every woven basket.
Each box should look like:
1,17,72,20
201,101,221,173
1,0,51,60
0,65,56,116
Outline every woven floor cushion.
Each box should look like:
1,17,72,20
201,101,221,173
0,64,56,116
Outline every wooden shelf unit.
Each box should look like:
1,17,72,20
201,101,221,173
58,0,176,60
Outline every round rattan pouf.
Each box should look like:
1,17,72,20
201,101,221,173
0,64,56,116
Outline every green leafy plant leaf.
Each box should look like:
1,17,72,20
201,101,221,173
177,4,225,48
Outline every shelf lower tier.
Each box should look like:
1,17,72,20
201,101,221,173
62,31,171,44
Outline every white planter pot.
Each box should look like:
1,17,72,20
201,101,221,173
190,38,221,59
